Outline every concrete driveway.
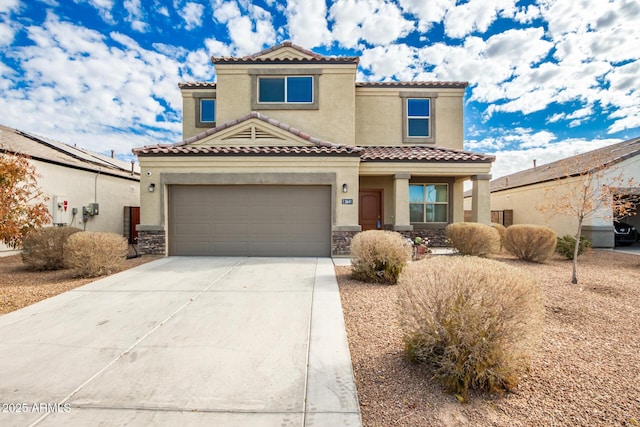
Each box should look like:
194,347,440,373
0,257,361,426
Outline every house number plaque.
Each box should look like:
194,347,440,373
341,198,353,205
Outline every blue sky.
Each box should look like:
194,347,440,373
1,0,639,178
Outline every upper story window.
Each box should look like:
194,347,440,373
200,99,216,123
407,98,430,137
401,92,436,144
409,184,448,223
250,69,321,110
194,93,216,128
258,76,313,104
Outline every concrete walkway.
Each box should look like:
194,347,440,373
0,257,361,426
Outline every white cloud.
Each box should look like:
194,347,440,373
488,137,623,179
84,0,115,23
359,44,418,80
398,0,455,32
179,2,204,31
124,0,147,32
443,0,516,39
0,0,20,14
212,0,275,55
285,0,331,47
329,0,414,48
0,21,15,45
0,13,184,154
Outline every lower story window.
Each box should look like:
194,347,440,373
409,184,448,223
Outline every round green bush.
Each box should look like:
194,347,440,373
445,222,500,257
398,256,543,402
504,224,557,263
556,235,592,260
350,230,412,284
21,226,82,270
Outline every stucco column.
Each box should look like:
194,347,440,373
393,173,413,231
471,174,492,224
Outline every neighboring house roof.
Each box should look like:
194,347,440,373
0,124,140,181
490,136,640,193
212,41,360,65
133,112,494,164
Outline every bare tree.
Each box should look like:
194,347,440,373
537,152,635,284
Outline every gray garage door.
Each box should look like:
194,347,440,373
169,185,331,256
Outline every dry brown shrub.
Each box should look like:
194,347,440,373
21,226,82,270
491,222,507,251
350,230,412,284
398,256,543,402
445,222,500,256
504,224,557,263
64,232,128,278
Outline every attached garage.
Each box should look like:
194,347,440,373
168,185,331,256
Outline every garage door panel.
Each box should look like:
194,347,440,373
213,223,250,236
175,223,210,235
169,185,330,256
213,241,250,256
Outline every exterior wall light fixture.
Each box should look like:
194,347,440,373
342,183,348,193
148,183,156,193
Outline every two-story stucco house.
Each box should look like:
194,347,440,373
133,42,494,257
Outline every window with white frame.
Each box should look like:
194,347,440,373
401,92,436,143
407,98,430,137
258,76,313,104
409,184,448,223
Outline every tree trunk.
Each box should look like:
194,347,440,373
572,218,584,284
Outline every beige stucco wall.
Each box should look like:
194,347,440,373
1,159,140,254
355,88,465,149
138,156,361,234
208,63,357,145
490,156,640,243
181,88,215,140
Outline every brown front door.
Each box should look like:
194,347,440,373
359,190,383,231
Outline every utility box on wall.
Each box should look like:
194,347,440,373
52,195,70,224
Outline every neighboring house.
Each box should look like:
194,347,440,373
0,125,141,254
133,42,495,257
484,137,640,248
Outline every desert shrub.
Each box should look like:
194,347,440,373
398,256,543,402
556,235,592,260
64,232,128,278
350,230,412,284
491,222,507,251
445,222,500,257
21,226,82,270
504,224,557,263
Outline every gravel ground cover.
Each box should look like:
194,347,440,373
336,250,640,426
0,254,159,315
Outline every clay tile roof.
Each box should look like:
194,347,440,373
178,82,216,89
132,111,363,157
361,146,495,163
356,81,468,89
212,41,359,65
133,145,361,156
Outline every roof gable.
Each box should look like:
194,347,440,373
188,118,312,147
133,112,363,156
212,41,359,65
